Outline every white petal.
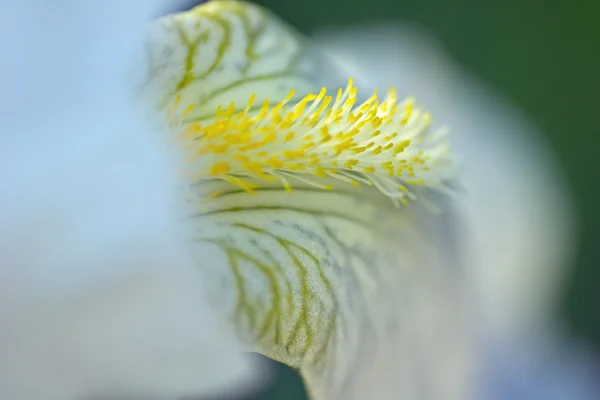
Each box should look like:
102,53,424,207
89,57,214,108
141,0,337,122
316,23,577,340
315,23,589,400
0,1,260,399
188,180,474,400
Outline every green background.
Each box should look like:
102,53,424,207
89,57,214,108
178,1,600,398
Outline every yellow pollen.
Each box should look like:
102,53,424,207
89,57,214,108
210,161,230,176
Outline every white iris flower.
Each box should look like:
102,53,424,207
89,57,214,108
8,1,588,400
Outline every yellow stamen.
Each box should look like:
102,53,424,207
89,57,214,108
170,78,453,206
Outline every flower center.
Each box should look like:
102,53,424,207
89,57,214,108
171,78,453,206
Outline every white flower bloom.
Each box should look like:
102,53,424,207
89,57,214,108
143,2,474,400
0,1,259,399
6,0,587,399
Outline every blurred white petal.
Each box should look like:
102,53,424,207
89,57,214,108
483,334,600,400
145,4,474,400
316,22,577,341
315,22,592,400
0,1,260,399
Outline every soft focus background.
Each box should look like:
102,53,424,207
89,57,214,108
171,1,600,398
